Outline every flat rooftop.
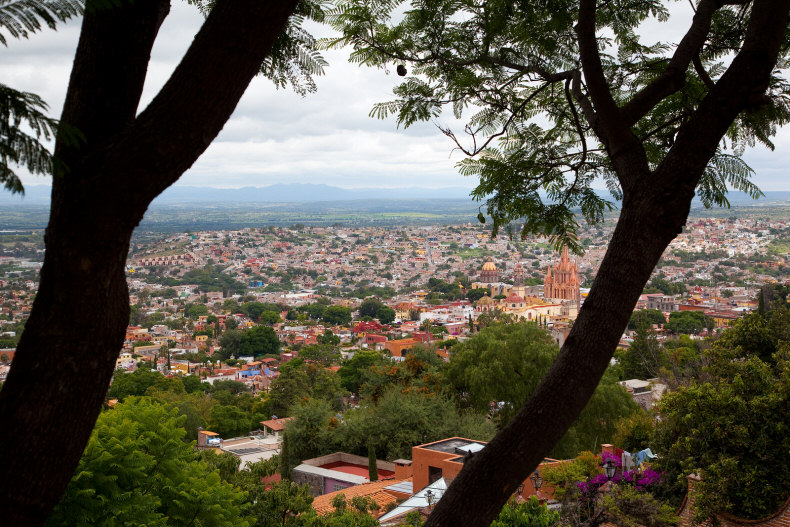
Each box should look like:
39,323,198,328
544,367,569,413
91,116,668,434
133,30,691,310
319,461,394,479
421,438,487,454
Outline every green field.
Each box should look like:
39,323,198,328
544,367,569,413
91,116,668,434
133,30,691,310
769,239,790,255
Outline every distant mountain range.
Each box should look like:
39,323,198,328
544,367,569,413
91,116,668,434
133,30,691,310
2,183,789,207
0,183,477,205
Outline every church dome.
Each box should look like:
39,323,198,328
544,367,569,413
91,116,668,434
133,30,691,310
476,295,494,305
481,258,496,271
504,294,525,303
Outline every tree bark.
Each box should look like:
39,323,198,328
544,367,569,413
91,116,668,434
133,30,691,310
425,0,790,525
0,0,298,524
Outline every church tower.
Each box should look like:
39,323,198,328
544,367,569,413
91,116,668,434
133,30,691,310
513,262,525,287
543,247,580,303
512,262,526,298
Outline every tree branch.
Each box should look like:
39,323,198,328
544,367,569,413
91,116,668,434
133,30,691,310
438,82,554,156
659,0,790,188
108,0,300,212
693,52,716,90
55,0,171,171
576,0,622,143
576,0,646,191
619,0,720,126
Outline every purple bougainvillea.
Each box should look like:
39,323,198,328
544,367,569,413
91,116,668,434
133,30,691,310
574,455,663,497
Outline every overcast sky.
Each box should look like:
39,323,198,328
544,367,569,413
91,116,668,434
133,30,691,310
2,2,788,192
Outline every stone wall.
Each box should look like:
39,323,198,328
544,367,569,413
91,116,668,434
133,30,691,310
291,469,324,496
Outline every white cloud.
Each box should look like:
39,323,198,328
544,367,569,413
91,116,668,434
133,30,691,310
1,3,788,192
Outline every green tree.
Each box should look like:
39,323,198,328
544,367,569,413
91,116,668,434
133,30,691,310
713,311,777,362
259,309,282,326
300,343,342,366
181,374,210,394
644,277,685,296
209,404,250,439
269,359,311,417
338,349,386,394
466,288,490,303
617,325,668,380
212,379,250,395
491,496,560,527
184,303,210,319
218,328,244,360
303,302,327,320
652,342,790,520
48,398,249,526
317,329,341,346
108,368,171,401
160,287,178,299
241,301,281,322
628,310,666,330
279,399,339,478
322,305,352,326
0,0,82,195
367,439,378,482
270,358,345,416
248,480,313,527
337,387,496,460
376,305,396,324
665,311,714,335
239,325,280,357
612,410,655,454
358,297,385,318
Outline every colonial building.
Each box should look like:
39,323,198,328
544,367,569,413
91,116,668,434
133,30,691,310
544,247,581,304
479,257,499,283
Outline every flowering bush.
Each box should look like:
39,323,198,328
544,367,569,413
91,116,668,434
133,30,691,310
576,455,663,496
562,454,672,527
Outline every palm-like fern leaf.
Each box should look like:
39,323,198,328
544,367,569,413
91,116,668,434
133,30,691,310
0,0,83,46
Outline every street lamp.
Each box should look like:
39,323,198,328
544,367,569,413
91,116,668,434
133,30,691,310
425,489,435,509
530,470,542,492
604,459,617,480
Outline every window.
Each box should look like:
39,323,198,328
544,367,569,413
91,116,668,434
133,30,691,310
333,484,346,492
429,466,443,484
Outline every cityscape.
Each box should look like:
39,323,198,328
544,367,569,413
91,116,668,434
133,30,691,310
1,203,788,525
2,0,790,525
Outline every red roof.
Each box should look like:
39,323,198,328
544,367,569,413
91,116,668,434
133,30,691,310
260,417,295,431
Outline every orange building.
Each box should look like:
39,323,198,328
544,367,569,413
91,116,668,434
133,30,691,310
384,338,420,358
411,437,561,501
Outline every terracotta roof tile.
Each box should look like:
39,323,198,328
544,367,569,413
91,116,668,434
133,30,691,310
312,478,411,518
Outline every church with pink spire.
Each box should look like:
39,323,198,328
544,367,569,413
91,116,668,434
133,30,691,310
543,246,581,304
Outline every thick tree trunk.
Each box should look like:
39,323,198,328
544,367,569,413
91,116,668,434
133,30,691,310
0,0,298,523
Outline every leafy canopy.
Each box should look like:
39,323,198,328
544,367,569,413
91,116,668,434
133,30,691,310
324,0,784,251
652,314,790,521
48,397,249,526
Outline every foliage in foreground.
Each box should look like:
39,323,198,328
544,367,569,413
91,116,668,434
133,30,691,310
48,398,249,526
652,334,790,520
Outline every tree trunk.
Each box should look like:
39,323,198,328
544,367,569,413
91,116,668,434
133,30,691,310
0,0,298,523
